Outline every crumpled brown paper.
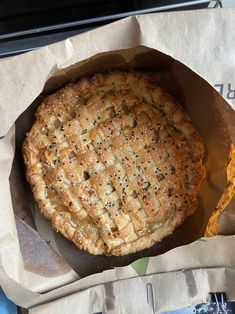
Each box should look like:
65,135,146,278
0,7,235,313
29,265,235,314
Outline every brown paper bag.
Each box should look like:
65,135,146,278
0,8,235,312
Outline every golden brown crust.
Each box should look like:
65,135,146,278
22,71,205,256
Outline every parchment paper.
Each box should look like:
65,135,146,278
0,7,235,312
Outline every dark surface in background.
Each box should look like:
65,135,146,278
0,0,210,56
0,0,208,36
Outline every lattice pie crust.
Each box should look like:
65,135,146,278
22,71,204,256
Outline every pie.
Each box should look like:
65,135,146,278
22,71,205,256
